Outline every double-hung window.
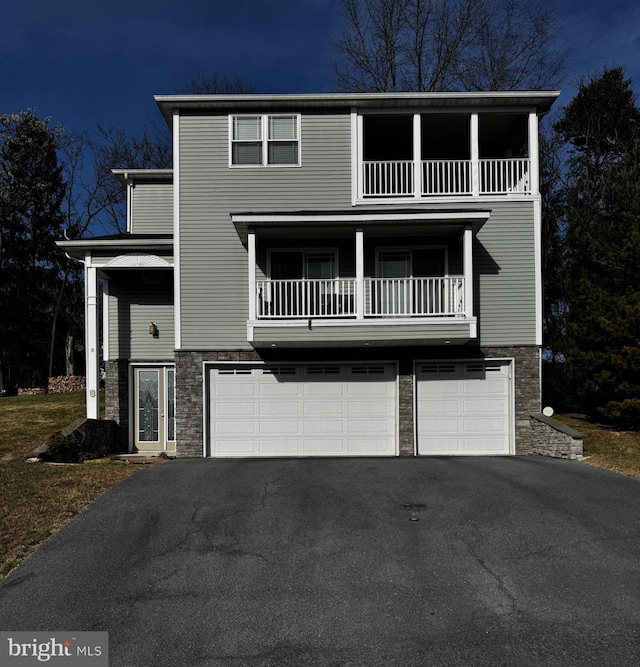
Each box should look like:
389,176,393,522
231,114,300,166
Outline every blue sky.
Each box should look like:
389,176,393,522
2,0,640,135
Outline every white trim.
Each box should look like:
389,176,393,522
534,197,542,346
355,229,364,320
528,111,540,195
204,359,400,458
470,113,479,196
248,232,257,321
103,254,172,268
247,316,476,329
173,112,182,350
229,113,301,168
413,357,515,456
85,258,100,420
102,277,110,362
233,210,489,225
412,113,421,198
352,108,360,205
353,194,534,206
126,180,133,234
463,227,473,320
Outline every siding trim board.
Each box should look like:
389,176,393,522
173,111,182,350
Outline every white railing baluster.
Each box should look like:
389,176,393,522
362,158,530,197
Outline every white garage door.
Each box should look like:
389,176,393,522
208,363,397,457
416,360,512,455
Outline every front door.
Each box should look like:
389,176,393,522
134,366,175,453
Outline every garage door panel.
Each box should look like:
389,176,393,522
348,400,391,416
260,421,301,435
215,421,257,436
349,438,391,453
260,383,301,397
261,440,301,455
215,440,257,455
208,364,397,457
417,361,512,456
303,401,345,416
418,418,462,433
303,383,346,398
214,401,258,418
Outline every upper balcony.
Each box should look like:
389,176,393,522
355,111,538,202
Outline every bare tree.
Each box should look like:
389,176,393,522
181,72,257,95
332,0,566,92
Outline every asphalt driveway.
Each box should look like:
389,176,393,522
1,457,639,666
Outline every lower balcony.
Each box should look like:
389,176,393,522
248,277,477,348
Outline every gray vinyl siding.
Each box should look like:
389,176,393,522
107,272,174,359
130,182,173,235
178,112,352,349
380,199,537,346
177,110,537,350
474,200,537,345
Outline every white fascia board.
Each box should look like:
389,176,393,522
232,211,490,225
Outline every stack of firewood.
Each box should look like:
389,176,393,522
47,376,86,393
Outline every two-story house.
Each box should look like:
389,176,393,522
59,90,562,458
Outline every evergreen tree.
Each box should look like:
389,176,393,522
0,111,66,390
553,68,640,426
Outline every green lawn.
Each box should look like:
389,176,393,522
0,392,138,578
555,413,640,479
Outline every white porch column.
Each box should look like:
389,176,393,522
248,231,257,320
85,259,100,420
413,113,421,198
470,113,480,196
355,228,365,319
463,227,474,319
528,111,540,195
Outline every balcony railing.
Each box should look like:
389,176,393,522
257,279,356,318
422,160,472,195
366,277,464,317
361,158,531,197
256,277,465,319
362,160,414,197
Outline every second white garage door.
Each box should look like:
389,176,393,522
416,360,512,455
208,363,397,457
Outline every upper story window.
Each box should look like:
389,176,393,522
230,114,300,167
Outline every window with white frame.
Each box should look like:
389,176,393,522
230,114,300,166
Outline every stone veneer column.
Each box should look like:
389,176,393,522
104,359,129,450
175,350,263,457
398,360,415,456
481,345,540,455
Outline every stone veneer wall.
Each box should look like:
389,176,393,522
175,350,262,457
530,414,584,459
104,359,130,449
175,345,541,458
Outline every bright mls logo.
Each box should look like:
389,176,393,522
0,632,108,666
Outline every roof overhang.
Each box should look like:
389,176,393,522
112,169,173,185
231,209,490,243
56,236,173,259
155,91,560,126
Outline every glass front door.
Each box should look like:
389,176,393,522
134,366,175,453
